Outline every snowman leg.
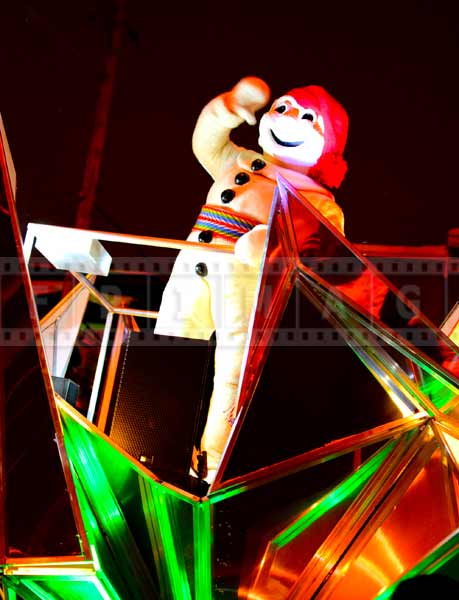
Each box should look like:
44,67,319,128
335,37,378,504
200,329,248,481
200,261,260,483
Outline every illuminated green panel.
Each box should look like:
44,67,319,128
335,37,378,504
274,441,395,549
8,578,55,600
419,374,457,410
23,578,115,600
139,480,212,600
137,471,212,600
59,403,211,600
192,501,212,600
3,574,122,600
139,480,192,600
375,531,459,599
69,467,129,599
59,409,158,599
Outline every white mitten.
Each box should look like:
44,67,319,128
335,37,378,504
215,77,271,128
234,224,268,267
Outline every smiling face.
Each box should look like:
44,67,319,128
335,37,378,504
258,95,326,169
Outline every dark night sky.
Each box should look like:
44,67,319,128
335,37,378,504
1,0,459,248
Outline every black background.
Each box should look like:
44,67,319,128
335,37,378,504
1,0,459,248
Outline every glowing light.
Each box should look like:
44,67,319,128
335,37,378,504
92,575,123,600
274,443,394,549
3,565,94,577
192,500,213,600
354,555,391,588
373,530,406,576
442,431,459,463
19,581,57,600
387,390,414,418
420,374,458,410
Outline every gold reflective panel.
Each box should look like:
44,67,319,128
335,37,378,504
328,447,458,600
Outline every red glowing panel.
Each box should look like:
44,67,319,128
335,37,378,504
329,450,456,599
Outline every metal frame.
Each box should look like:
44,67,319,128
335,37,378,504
0,126,92,563
13,179,459,600
24,223,235,425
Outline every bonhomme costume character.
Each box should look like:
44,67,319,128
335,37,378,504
155,77,349,482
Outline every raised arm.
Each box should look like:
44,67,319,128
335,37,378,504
192,77,271,180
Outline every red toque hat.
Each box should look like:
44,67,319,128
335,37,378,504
287,85,349,188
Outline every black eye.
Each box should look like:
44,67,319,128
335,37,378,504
302,112,314,121
275,105,286,114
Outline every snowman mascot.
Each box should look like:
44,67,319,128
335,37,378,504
154,77,349,483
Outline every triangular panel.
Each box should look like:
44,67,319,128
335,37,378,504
0,122,87,560
59,399,215,600
220,284,422,481
210,450,359,597
298,267,459,415
322,441,458,599
245,441,397,600
278,176,459,386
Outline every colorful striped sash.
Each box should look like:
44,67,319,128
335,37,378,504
193,204,261,243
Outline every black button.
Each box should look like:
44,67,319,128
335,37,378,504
251,158,266,171
198,230,213,243
195,262,208,277
221,188,235,203
235,172,250,185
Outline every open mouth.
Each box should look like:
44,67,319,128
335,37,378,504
270,129,304,147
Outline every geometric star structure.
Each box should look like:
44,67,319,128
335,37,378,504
2,123,459,600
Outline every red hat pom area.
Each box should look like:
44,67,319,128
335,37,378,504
308,152,348,189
